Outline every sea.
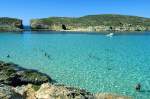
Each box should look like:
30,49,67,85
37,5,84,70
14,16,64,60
0,31,150,99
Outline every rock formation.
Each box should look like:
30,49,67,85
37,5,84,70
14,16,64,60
0,61,52,86
0,17,23,32
30,14,150,32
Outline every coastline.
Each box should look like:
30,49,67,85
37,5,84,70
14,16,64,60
1,14,150,33
1,29,150,36
0,60,132,99
30,28,150,33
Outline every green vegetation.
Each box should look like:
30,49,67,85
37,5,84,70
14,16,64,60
32,84,41,91
0,26,22,31
79,14,150,26
0,17,23,31
30,14,150,31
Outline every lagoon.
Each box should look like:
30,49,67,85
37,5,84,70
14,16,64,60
0,31,150,98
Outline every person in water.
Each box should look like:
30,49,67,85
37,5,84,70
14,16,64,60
7,54,10,58
135,83,141,91
44,52,47,56
44,52,51,59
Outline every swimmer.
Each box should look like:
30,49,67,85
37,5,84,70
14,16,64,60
135,83,141,91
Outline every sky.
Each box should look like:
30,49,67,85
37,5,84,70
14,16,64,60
0,0,150,25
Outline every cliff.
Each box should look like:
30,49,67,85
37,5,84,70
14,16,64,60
0,17,23,32
30,14,150,32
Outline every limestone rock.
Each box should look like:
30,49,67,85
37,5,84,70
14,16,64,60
0,84,22,99
94,93,132,99
36,83,94,99
14,84,36,99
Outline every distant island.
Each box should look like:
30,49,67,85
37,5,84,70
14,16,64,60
0,17,23,32
1,14,150,32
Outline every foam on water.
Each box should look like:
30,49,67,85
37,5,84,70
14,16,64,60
0,31,150,98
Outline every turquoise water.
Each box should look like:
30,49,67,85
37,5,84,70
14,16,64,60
1,31,150,98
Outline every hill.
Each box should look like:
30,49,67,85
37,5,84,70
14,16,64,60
30,14,150,32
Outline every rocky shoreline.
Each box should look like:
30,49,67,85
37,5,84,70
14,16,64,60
30,14,150,32
0,61,132,99
1,14,150,33
30,25,150,32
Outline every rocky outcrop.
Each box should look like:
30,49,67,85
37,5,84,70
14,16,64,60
35,83,93,99
30,14,150,32
13,83,131,99
0,17,23,32
0,61,52,86
14,84,36,99
30,19,49,29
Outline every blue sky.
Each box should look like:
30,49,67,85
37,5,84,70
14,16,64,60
0,0,149,25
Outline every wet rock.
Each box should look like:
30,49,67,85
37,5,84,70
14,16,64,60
0,61,52,86
16,70,51,85
0,62,17,85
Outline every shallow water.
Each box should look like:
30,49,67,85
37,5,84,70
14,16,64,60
0,31,150,98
